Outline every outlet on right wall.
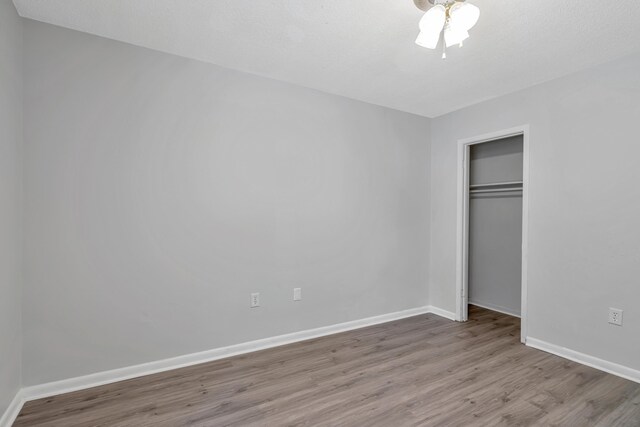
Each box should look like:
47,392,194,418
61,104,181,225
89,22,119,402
430,52,640,373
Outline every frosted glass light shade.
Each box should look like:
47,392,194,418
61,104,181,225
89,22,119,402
449,2,480,31
444,21,469,47
418,4,446,31
416,29,441,49
415,4,446,49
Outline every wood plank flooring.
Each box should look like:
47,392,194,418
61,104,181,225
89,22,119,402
15,306,640,426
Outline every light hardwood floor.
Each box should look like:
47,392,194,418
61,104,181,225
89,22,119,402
15,306,640,426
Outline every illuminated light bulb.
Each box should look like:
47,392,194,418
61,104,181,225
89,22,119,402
449,2,480,31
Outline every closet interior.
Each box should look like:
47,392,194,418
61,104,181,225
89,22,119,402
468,135,524,318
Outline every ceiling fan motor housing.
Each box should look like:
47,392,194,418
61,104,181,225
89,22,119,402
414,0,464,11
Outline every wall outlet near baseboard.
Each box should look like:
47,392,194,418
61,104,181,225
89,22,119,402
608,308,623,326
250,293,260,308
293,288,302,301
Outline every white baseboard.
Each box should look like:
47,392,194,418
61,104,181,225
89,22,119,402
426,305,456,321
526,337,640,384
468,301,521,318
0,389,25,427
20,306,454,404
12,309,639,424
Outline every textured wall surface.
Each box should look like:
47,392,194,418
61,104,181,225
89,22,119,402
22,21,431,385
0,0,23,417
430,52,640,371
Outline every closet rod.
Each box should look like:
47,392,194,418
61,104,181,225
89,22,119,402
469,180,523,189
470,187,523,194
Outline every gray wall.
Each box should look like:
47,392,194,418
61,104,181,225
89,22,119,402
430,52,640,371
0,0,23,416
468,137,523,316
22,21,431,385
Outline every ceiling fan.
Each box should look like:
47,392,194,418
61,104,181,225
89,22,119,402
413,0,480,59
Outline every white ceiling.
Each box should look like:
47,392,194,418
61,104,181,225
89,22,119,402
13,0,640,117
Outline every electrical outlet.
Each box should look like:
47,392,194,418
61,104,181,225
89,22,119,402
293,288,302,301
608,308,623,326
250,293,260,308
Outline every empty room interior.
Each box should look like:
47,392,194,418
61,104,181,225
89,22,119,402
2,0,640,425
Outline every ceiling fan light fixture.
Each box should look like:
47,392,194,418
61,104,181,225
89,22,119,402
444,20,469,47
413,0,479,58
415,30,440,49
416,4,446,49
449,2,480,31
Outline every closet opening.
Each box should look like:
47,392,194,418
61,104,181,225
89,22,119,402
455,126,530,343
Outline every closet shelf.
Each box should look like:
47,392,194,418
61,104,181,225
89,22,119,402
470,180,523,195
470,187,523,194
469,180,523,189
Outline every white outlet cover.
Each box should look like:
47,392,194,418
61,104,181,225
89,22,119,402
293,288,302,301
608,308,623,326
251,293,260,308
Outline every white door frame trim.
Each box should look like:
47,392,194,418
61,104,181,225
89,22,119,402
455,125,530,343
